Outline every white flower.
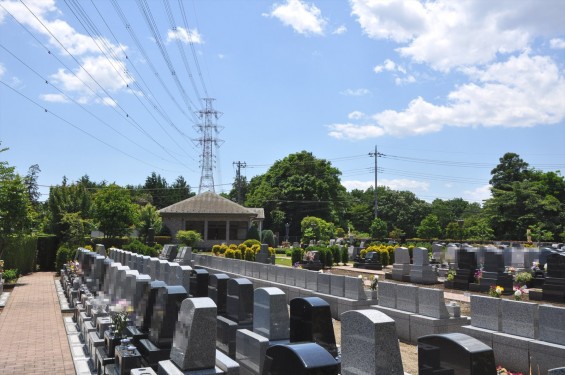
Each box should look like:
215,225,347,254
358,275,363,279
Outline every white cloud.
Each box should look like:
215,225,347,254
218,54,226,59
1,0,131,105
40,93,68,103
550,38,565,49
340,88,370,96
332,25,347,35
380,178,429,192
351,0,565,71
329,53,565,140
342,179,429,193
166,27,203,44
394,75,415,85
327,123,385,140
0,63,4,78
462,184,492,203
374,59,415,84
266,0,327,36
348,111,365,120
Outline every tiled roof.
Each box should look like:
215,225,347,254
159,191,261,217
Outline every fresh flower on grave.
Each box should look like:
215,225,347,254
489,285,504,298
0,259,4,273
293,262,302,269
110,299,133,339
531,261,540,272
446,269,456,281
514,271,532,286
513,285,528,301
474,269,483,282
66,260,81,275
496,365,523,375
544,263,548,271
318,269,324,273
506,266,516,275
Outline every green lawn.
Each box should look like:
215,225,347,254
275,256,292,267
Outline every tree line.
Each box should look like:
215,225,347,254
1,145,563,247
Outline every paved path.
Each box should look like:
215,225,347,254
0,272,75,374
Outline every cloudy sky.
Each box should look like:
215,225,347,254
1,0,564,204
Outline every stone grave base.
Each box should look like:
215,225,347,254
459,325,495,349
492,332,532,375
409,315,470,344
371,305,413,343
529,340,565,374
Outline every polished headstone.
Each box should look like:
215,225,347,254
418,333,496,375
341,309,404,375
169,297,217,371
253,287,289,341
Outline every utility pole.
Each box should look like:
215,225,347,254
232,161,247,203
369,145,383,219
193,98,224,193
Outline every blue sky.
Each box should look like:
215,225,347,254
1,0,564,204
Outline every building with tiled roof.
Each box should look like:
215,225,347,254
159,191,264,247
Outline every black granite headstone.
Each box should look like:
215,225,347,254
208,273,229,314
135,280,166,334
453,250,477,290
418,333,496,375
542,252,565,303
226,278,253,324
148,285,188,347
289,297,338,359
190,268,209,297
263,342,339,375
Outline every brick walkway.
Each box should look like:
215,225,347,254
0,272,75,374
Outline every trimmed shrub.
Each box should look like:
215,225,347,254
244,248,255,261
379,249,390,267
176,230,202,247
246,226,260,241
324,248,333,268
330,245,340,265
261,230,276,247
291,248,303,265
233,249,242,259
225,249,235,259
55,246,75,272
243,239,261,247
122,239,161,257
154,236,172,245
3,269,18,283
212,245,221,256
340,247,349,265
0,235,38,275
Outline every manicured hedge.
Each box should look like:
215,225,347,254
0,235,38,275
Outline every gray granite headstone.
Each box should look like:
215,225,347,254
395,284,419,313
470,295,501,331
501,299,539,338
392,247,411,281
341,309,404,375
418,287,449,319
377,282,397,309
170,297,217,371
330,275,345,297
344,276,366,300
539,304,565,345
317,273,331,294
253,287,289,341
410,247,437,284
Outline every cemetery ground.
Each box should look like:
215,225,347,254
2,250,564,374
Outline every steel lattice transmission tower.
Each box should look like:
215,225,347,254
193,98,224,193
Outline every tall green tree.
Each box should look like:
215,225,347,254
246,151,346,236
485,153,564,240
376,187,430,238
136,203,163,242
369,217,388,239
92,184,137,239
46,178,92,239
417,214,442,239
489,152,531,191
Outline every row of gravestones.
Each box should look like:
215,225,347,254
445,248,565,302
461,294,565,374
63,247,538,375
432,243,562,270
